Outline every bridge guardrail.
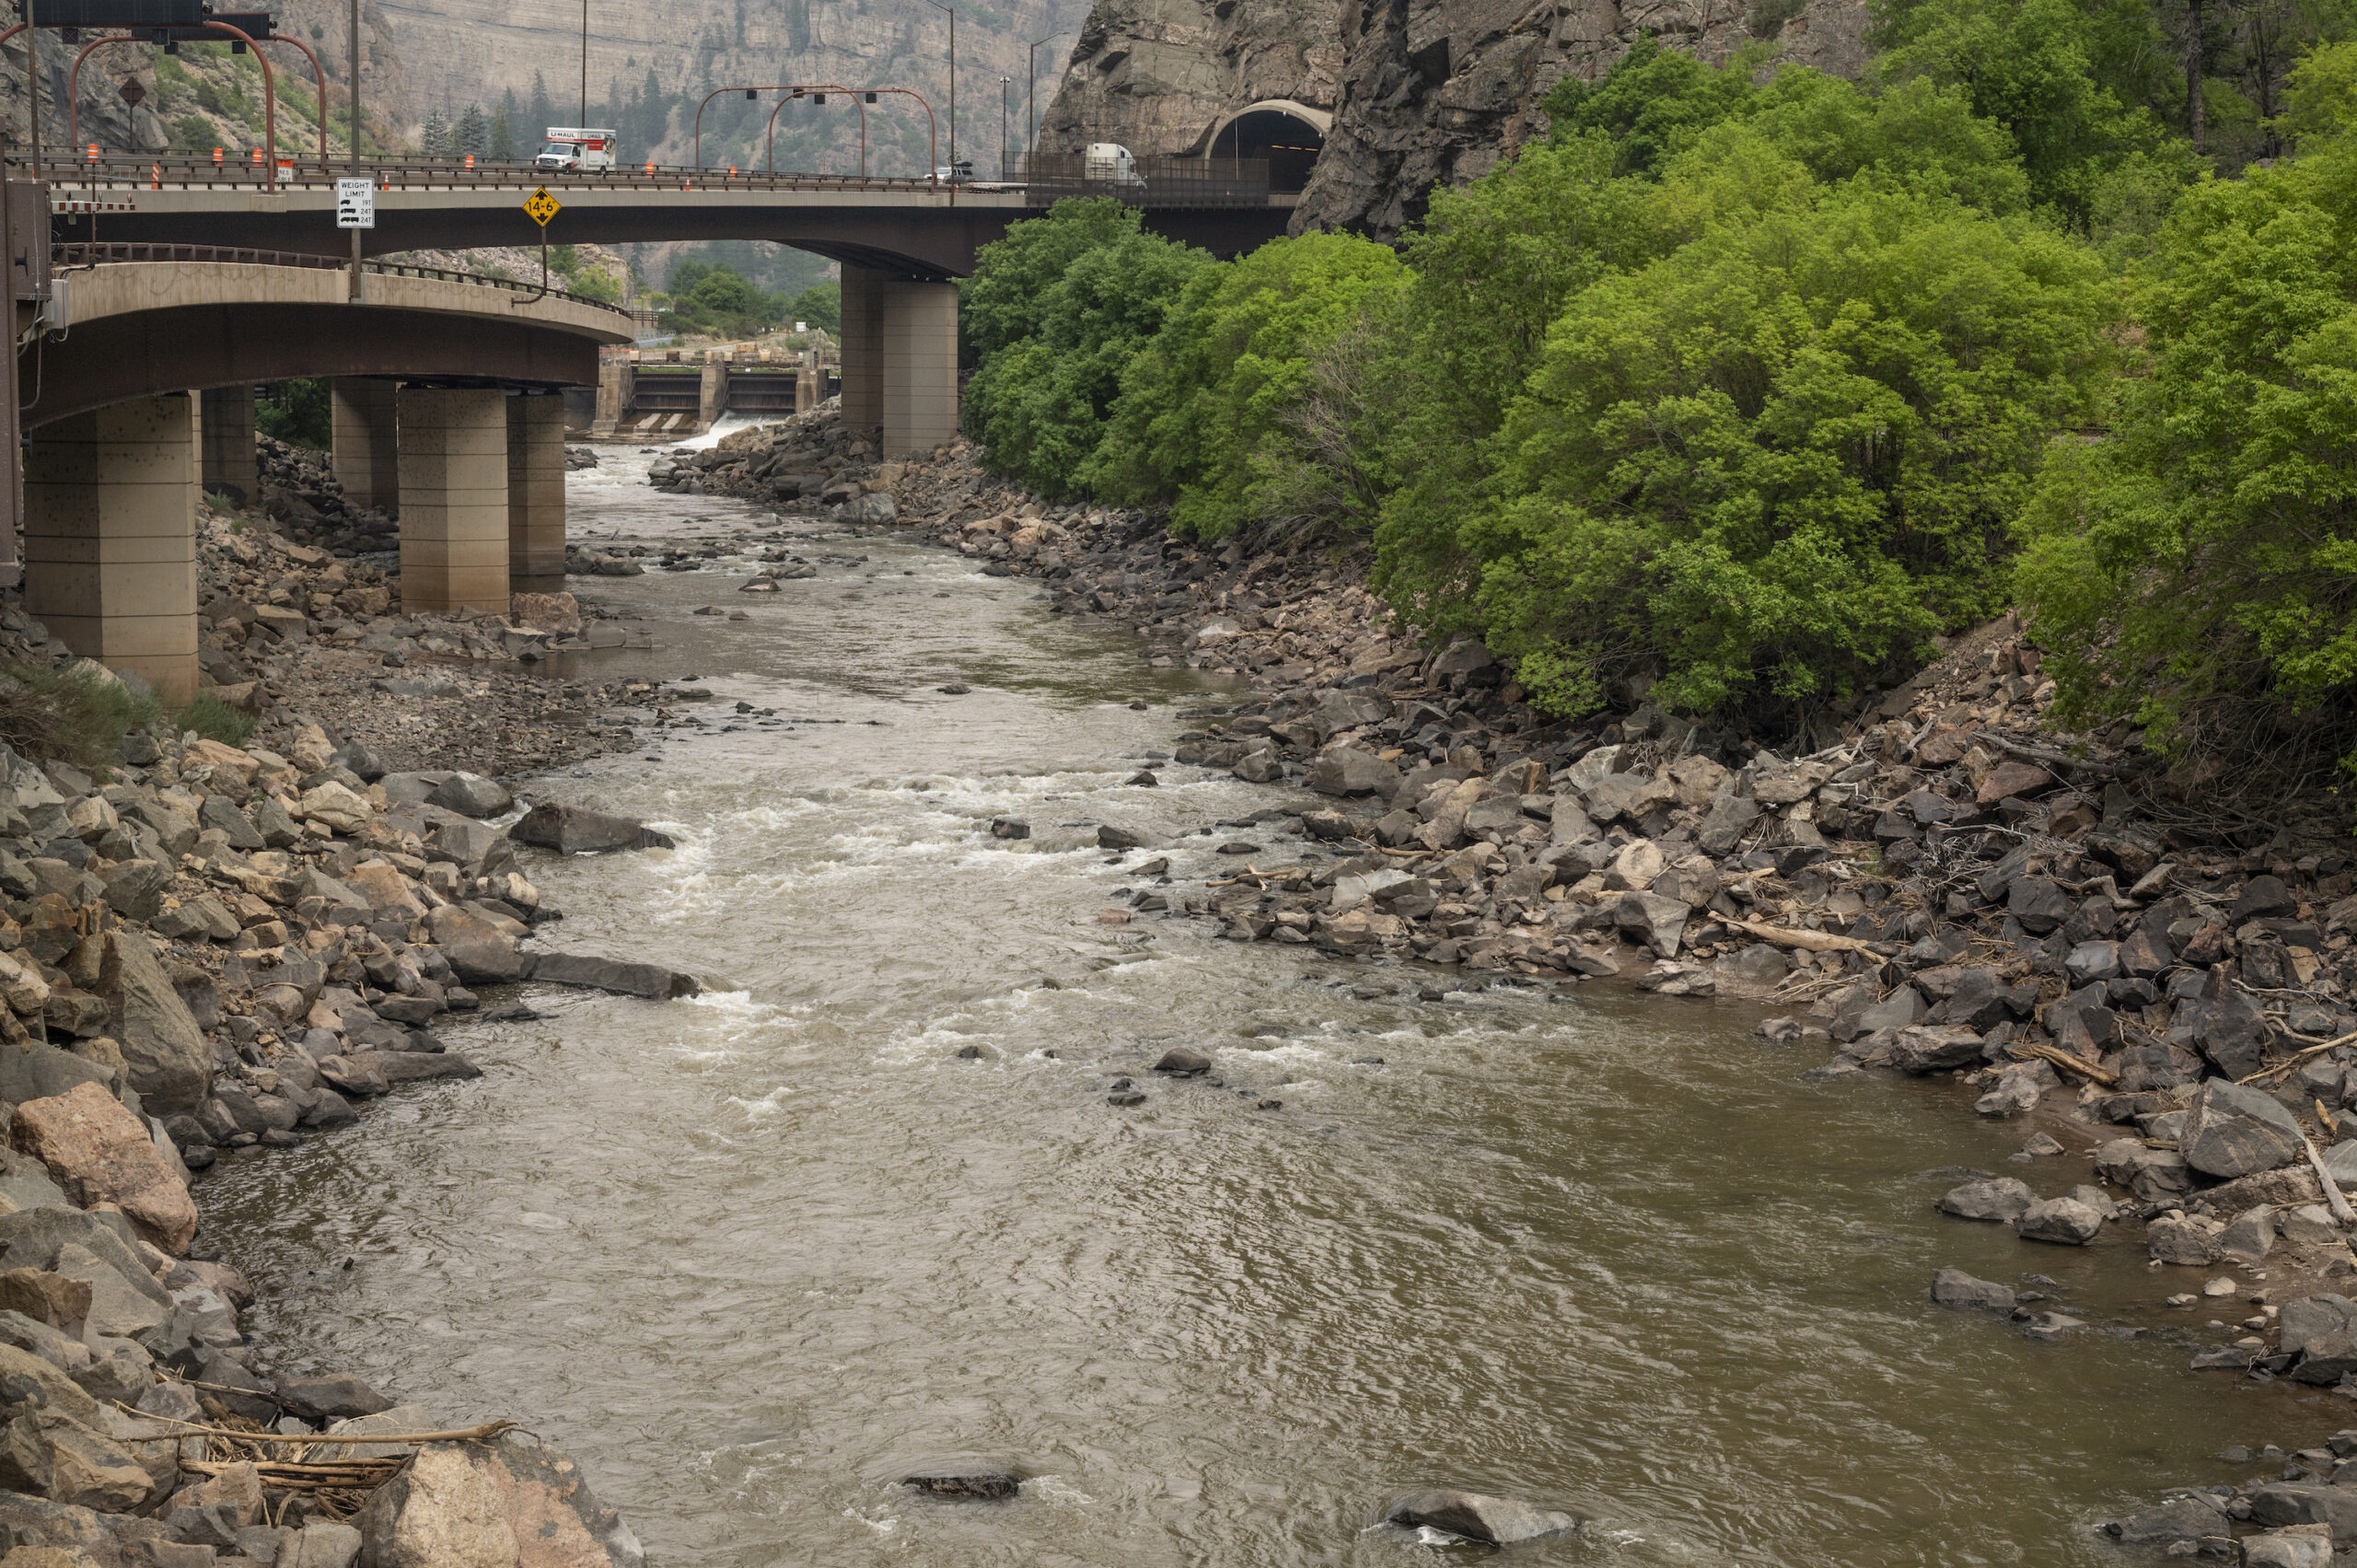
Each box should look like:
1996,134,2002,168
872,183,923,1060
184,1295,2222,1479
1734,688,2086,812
29,152,952,194
50,241,635,319
1013,154,1272,208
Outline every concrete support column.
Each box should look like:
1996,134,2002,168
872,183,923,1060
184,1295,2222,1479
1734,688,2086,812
24,394,199,702
198,386,258,509
331,378,400,513
880,279,959,459
592,353,634,436
795,351,819,418
697,354,729,431
395,388,508,615
839,264,885,438
506,392,566,596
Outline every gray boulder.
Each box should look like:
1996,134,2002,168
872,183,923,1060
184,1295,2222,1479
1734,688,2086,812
428,772,513,818
2181,1078,2305,1179
1384,1490,1576,1545
2248,1484,2357,1544
2105,1494,2232,1547
509,804,677,855
424,906,526,985
527,954,699,1000
2246,1526,2335,1568
1889,1026,1986,1074
1929,1268,2014,1313
1613,890,1689,956
1306,748,1399,800
1937,1178,2034,1223
100,931,212,1115
2014,1197,2105,1245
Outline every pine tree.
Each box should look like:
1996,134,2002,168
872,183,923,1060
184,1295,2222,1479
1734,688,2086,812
421,108,447,156
529,71,555,136
455,103,487,157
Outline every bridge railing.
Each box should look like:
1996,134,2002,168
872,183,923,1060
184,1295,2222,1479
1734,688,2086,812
49,241,635,319
1012,153,1272,208
28,151,949,193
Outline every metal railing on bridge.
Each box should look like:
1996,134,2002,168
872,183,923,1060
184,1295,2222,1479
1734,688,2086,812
49,241,635,319
1013,153,1272,208
26,150,1279,206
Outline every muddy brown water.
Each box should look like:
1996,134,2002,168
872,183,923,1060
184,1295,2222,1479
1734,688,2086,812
200,440,2330,1565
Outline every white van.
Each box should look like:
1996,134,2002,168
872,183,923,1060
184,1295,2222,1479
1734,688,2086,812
1084,142,1146,188
536,128,619,172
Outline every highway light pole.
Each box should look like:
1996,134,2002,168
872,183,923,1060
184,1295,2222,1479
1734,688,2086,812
349,0,360,296
998,74,1009,180
920,0,954,172
579,0,589,123
1027,33,1054,163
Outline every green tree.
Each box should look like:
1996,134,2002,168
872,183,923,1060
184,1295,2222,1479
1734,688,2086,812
1462,184,2114,719
2016,135,2357,757
787,281,842,333
960,205,1213,497
1087,231,1407,538
256,378,332,450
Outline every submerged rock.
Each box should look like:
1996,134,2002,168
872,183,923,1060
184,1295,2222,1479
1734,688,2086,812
1384,1490,1577,1545
509,804,676,855
903,1469,1020,1500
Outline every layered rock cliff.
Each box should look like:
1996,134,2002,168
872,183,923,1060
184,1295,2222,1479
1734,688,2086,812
1291,0,1870,236
1035,0,1344,156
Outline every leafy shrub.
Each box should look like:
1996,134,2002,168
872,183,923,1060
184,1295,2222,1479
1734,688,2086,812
0,663,159,771
1086,231,1406,538
256,379,331,451
2015,135,2357,757
960,202,1212,498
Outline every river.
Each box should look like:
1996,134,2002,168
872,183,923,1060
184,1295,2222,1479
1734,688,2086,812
198,441,2324,1566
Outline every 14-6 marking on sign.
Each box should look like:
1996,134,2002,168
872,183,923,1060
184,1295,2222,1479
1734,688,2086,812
524,188,561,226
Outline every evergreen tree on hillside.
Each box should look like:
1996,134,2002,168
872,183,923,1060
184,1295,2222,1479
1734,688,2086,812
455,104,488,157
529,71,555,135
491,88,517,159
421,108,448,156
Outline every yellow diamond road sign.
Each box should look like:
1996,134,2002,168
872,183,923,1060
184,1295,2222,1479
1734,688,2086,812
524,188,560,226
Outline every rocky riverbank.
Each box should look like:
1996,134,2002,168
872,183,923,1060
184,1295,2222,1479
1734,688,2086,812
0,447,715,1563
656,401,2357,1561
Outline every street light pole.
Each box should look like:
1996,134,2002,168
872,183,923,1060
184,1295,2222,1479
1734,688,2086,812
1028,33,1054,163
579,0,588,123
998,74,1009,180
348,0,360,298
920,0,954,172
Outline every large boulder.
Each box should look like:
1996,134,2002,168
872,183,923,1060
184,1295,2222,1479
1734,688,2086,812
427,773,514,819
1613,890,1689,956
424,907,527,986
527,954,699,1000
508,805,675,856
1929,1268,2015,1313
99,931,211,1115
1306,748,1399,800
1889,1026,1986,1074
2181,1078,2305,1179
2015,1196,2105,1245
354,1437,644,1567
6,1083,196,1255
1937,1178,2034,1223
1383,1490,1576,1545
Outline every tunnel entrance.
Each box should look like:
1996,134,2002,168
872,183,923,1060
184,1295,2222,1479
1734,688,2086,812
1204,103,1329,194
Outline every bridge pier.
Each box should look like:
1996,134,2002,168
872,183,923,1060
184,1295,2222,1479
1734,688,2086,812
198,387,259,510
840,266,885,439
24,394,201,703
840,266,958,458
593,354,633,437
395,388,510,615
507,392,567,595
331,379,401,514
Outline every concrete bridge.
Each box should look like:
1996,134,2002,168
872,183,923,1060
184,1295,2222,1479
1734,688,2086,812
4,155,1296,706
15,238,632,703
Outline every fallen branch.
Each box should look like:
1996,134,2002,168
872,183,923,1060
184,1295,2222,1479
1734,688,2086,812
110,1408,519,1448
2235,1031,2357,1086
180,1457,407,1493
1726,918,1869,955
2304,1133,2357,1228
2008,1040,2119,1086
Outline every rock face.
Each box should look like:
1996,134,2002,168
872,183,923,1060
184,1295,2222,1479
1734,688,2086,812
355,1438,644,1568
6,1084,198,1255
1041,0,1343,156
1384,1489,1577,1544
1291,0,1871,238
